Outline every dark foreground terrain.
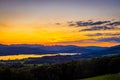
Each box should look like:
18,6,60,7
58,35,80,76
81,74,120,80
0,55,120,80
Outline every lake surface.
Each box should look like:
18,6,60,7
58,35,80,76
0,53,81,60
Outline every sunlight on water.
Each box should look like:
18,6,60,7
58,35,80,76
0,53,81,60
0,54,58,60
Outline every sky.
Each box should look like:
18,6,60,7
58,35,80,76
0,0,120,47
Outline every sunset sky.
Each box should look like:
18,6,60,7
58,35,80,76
0,0,120,47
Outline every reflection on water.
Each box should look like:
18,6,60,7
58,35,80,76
0,54,57,60
58,53,81,56
0,53,81,60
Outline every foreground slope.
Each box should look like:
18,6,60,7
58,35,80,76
82,74,120,80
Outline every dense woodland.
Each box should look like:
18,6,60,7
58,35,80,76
0,55,120,80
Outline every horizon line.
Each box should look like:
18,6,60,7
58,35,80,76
0,43,119,47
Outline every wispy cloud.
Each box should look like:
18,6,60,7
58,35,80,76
86,33,120,37
97,37,120,43
56,36,120,44
55,23,61,25
0,23,10,29
81,37,120,43
68,20,110,27
66,20,120,31
76,21,110,26
80,25,120,31
107,21,120,26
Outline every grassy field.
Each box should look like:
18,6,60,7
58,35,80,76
81,74,120,80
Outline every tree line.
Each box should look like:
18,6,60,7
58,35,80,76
0,55,120,80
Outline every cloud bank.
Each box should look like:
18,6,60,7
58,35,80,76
67,20,120,31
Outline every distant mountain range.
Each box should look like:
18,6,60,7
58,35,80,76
88,45,120,57
0,44,120,56
0,44,107,56
23,45,120,64
0,44,120,64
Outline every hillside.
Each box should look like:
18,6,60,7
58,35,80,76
0,55,120,80
89,45,120,57
0,44,94,55
81,74,120,80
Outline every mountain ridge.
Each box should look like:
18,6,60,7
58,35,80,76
0,44,108,56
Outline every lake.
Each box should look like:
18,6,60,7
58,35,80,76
0,53,81,60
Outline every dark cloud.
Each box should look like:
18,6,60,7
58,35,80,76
69,23,76,26
77,37,120,43
86,33,120,37
57,37,120,45
107,21,120,26
75,20,120,27
68,20,110,27
86,33,103,36
92,21,110,25
98,37,120,43
67,21,76,26
67,20,120,31
76,21,92,26
55,23,61,25
80,25,119,31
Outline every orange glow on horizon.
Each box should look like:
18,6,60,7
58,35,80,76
0,23,120,47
